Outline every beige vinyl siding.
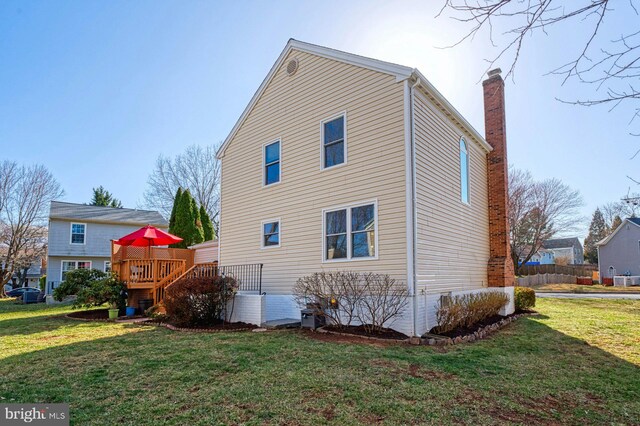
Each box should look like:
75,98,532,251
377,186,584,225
193,243,219,264
413,90,489,294
220,50,407,294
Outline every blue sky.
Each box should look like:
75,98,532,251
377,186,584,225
0,1,635,238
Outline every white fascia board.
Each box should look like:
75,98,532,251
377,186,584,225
411,69,492,153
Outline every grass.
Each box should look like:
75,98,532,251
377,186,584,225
1,298,639,425
531,283,640,293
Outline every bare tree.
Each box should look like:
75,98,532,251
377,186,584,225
0,162,63,290
601,198,639,225
509,167,583,271
143,145,221,232
440,1,640,130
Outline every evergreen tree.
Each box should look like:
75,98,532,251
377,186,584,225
90,186,122,208
611,215,623,233
168,187,183,233
170,189,193,248
190,196,204,245
584,208,608,264
200,205,215,241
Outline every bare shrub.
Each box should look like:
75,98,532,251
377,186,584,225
433,292,509,335
164,276,238,327
356,273,408,334
293,271,408,333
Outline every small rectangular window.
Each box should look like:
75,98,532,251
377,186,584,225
324,202,376,261
322,115,345,168
262,220,280,248
264,141,280,185
70,223,86,244
104,261,112,273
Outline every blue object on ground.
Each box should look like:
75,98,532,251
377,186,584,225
125,306,136,316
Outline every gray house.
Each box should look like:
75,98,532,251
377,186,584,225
46,201,167,294
597,218,640,279
542,238,584,265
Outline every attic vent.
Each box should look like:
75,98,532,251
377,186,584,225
286,58,299,76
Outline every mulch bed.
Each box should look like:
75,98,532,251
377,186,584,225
142,320,259,333
322,324,409,341
65,309,145,322
432,312,522,339
66,309,110,321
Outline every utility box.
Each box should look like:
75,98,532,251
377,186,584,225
301,308,325,329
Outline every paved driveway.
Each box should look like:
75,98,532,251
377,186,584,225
536,292,640,300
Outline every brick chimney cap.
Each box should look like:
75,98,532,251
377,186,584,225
487,68,502,77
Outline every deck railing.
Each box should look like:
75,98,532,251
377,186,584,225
218,263,263,293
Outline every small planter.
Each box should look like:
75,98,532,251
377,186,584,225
108,308,119,320
125,306,136,317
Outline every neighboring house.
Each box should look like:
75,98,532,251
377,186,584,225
216,40,515,336
11,257,46,288
46,201,167,294
520,249,555,266
597,218,640,279
542,238,584,265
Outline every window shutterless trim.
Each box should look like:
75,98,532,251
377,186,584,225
69,222,87,245
321,199,378,263
60,260,92,282
262,138,281,187
320,111,347,170
459,137,470,205
260,218,281,249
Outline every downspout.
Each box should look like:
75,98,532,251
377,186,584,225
407,76,420,337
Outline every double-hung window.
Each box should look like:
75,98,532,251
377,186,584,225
322,114,346,168
262,220,280,248
264,140,280,186
324,202,376,261
61,260,92,281
70,223,86,244
459,138,469,204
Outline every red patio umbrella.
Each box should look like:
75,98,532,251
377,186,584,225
114,225,183,248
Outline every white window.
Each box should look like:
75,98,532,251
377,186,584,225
70,223,86,244
261,219,280,248
61,260,92,281
321,113,346,169
324,201,377,261
460,138,469,204
263,140,281,186
104,261,112,273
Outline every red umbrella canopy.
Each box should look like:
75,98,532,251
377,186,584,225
114,225,183,247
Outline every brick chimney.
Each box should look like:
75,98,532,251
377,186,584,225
483,68,515,288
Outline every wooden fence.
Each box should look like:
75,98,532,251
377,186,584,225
518,264,597,277
517,274,578,287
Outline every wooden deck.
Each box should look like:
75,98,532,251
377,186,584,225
111,241,198,306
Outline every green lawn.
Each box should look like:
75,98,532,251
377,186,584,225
1,298,638,425
531,283,640,293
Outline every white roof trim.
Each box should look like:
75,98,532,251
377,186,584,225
217,39,489,158
596,218,640,246
412,69,492,153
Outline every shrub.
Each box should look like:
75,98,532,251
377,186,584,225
433,291,509,334
74,274,127,310
39,275,46,292
164,276,238,327
293,271,408,333
53,268,108,301
514,287,536,311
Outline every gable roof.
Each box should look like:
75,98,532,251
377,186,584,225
217,39,491,159
542,238,582,250
49,201,168,227
597,217,640,246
